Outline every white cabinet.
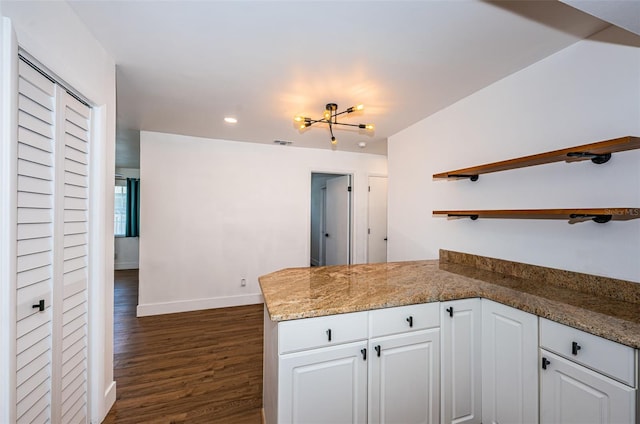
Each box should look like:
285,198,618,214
279,341,368,424
440,298,481,424
539,318,637,424
368,303,440,424
481,300,538,424
539,350,635,424
264,304,440,424
272,311,369,424
264,299,638,424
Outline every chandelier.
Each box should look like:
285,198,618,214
294,103,374,145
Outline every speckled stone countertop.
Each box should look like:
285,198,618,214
259,250,640,349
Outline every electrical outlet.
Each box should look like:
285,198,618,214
241,278,246,287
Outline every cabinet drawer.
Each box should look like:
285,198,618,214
539,318,636,387
278,311,368,354
369,303,439,338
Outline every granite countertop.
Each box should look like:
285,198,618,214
259,251,640,349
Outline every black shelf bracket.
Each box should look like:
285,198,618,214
448,214,479,220
566,151,612,164
569,214,612,224
448,174,479,182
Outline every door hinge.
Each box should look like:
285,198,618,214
368,186,370,192
347,186,352,192
368,228,371,234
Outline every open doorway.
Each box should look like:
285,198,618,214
310,173,352,266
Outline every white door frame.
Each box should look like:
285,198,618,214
0,16,19,424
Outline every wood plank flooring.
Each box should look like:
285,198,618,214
103,270,264,423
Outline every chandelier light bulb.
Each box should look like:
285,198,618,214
365,123,375,130
331,136,337,145
294,116,305,122
324,110,332,121
355,104,364,111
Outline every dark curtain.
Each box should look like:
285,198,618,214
125,178,140,237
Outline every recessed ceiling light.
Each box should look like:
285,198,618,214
224,117,238,124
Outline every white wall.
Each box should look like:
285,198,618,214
138,131,387,316
388,26,640,282
115,167,140,270
114,237,139,270
1,2,117,422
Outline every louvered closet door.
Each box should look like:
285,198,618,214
58,92,90,424
15,57,91,424
16,58,56,424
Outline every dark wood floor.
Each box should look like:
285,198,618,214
103,270,264,423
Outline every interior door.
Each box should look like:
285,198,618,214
367,176,387,263
16,56,56,424
325,175,351,266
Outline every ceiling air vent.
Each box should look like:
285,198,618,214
274,140,293,146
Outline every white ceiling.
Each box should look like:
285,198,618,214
66,0,613,168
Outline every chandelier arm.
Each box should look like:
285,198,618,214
333,109,351,119
332,122,367,128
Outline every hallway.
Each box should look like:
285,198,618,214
103,270,263,423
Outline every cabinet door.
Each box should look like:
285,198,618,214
279,341,368,424
481,300,538,424
540,350,635,424
369,328,440,424
441,298,481,424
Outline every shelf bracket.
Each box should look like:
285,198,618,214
566,152,611,164
569,214,612,224
448,214,479,220
447,174,479,182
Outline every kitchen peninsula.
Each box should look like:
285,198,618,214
260,250,640,424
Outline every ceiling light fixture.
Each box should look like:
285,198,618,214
294,103,374,145
224,117,238,124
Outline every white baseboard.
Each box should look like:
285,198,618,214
95,380,116,423
136,293,264,317
114,261,138,270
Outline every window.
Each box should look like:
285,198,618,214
114,185,127,236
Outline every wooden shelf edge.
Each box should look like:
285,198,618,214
433,208,640,222
433,136,640,180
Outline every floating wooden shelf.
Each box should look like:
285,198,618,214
433,208,640,223
433,136,640,181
